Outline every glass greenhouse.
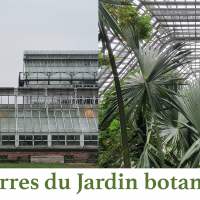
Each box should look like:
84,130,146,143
0,51,98,162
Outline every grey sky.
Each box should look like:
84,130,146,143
0,0,97,87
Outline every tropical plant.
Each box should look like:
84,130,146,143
100,39,191,167
99,0,152,168
163,83,200,168
99,0,200,169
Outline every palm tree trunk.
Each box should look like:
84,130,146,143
100,24,131,168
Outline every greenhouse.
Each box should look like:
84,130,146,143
0,51,98,162
99,0,200,168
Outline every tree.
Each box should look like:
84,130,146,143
99,0,152,167
162,82,200,168
101,38,191,167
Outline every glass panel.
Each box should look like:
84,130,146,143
24,118,32,131
88,118,97,130
55,111,62,117
19,135,33,146
34,135,48,146
79,118,89,130
8,118,16,132
40,118,48,132
1,118,8,131
49,118,57,132
2,135,15,146
32,118,40,132
63,110,70,117
57,118,64,131
64,118,73,129
52,135,65,146
66,135,80,145
72,118,80,129
17,118,24,132
84,135,98,146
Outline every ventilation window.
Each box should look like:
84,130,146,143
52,135,65,146
34,135,48,146
66,135,80,146
84,135,98,146
19,135,33,146
2,135,15,146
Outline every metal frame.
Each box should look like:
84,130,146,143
0,88,98,149
99,0,200,94
0,50,99,150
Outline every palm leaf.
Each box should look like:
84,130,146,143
179,138,200,167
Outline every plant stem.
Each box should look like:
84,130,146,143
100,23,131,168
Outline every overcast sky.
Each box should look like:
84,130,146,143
0,0,97,87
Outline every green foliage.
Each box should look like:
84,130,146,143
98,41,194,168
105,3,152,40
101,42,190,130
108,119,120,132
99,80,200,168
176,83,200,167
100,0,132,167
98,52,110,66
98,120,122,167
98,0,200,168
117,5,138,28
136,15,152,39
98,118,142,167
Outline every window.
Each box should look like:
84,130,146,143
84,135,98,146
2,135,15,146
84,61,90,66
34,135,48,146
19,135,33,146
66,135,80,146
52,135,65,146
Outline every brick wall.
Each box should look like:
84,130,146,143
0,150,97,163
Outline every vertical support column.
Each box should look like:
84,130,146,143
45,89,51,147
15,135,19,147
14,88,19,147
60,96,66,131
48,134,51,147
80,134,84,148
74,87,83,148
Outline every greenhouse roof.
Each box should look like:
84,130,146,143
24,50,98,55
0,88,98,135
99,0,200,95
